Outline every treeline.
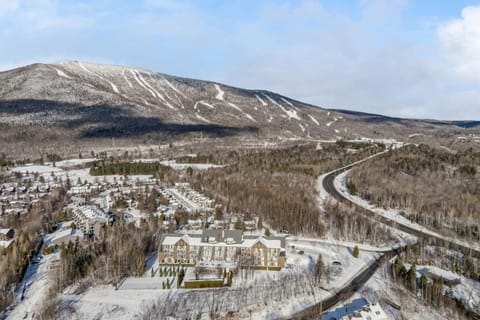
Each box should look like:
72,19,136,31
348,144,480,242
0,187,67,312
324,201,398,246
50,218,162,293
391,245,478,319
175,154,217,164
187,143,384,237
88,161,170,176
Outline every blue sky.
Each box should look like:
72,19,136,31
1,0,480,120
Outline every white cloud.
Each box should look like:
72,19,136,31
438,5,480,83
0,0,20,17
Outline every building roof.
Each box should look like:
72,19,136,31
0,228,13,235
161,230,283,249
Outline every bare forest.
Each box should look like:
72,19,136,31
347,144,480,242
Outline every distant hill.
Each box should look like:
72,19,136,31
0,61,477,154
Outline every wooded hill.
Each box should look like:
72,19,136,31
348,144,480,242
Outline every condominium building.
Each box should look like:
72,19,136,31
158,229,286,269
72,206,106,236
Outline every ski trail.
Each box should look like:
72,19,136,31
214,84,224,100
162,76,186,98
130,69,156,97
195,114,210,123
280,97,299,111
53,67,72,79
121,69,133,88
308,114,320,126
228,102,256,122
78,62,120,94
255,94,268,106
200,101,215,109
137,71,177,110
262,94,301,120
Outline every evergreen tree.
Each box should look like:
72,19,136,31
352,246,359,258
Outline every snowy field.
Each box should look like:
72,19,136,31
13,163,154,186
48,239,381,320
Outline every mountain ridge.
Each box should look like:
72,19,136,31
0,61,477,155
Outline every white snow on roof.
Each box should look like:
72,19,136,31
0,239,14,248
161,234,282,249
214,84,224,100
0,228,12,235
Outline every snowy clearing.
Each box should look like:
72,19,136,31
7,252,60,320
214,84,224,100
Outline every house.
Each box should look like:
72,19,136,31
0,228,14,241
159,229,286,270
322,298,388,320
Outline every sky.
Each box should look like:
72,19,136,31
1,0,480,120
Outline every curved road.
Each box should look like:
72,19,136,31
323,163,480,259
289,152,480,319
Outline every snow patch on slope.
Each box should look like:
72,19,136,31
195,114,210,123
214,84,224,100
53,67,72,79
78,62,120,94
228,102,256,122
255,94,268,106
161,76,186,98
121,69,133,88
308,114,320,126
263,94,301,120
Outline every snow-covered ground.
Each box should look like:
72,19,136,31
51,239,381,320
7,252,60,320
13,163,154,186
160,160,224,170
334,170,479,251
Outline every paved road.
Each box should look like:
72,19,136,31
288,152,480,319
322,164,480,259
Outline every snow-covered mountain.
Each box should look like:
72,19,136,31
0,61,474,151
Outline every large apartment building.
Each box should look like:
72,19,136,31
159,229,286,270
72,206,106,237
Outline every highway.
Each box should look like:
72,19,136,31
322,164,480,259
288,151,480,319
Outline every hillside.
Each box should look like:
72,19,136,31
0,61,475,155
